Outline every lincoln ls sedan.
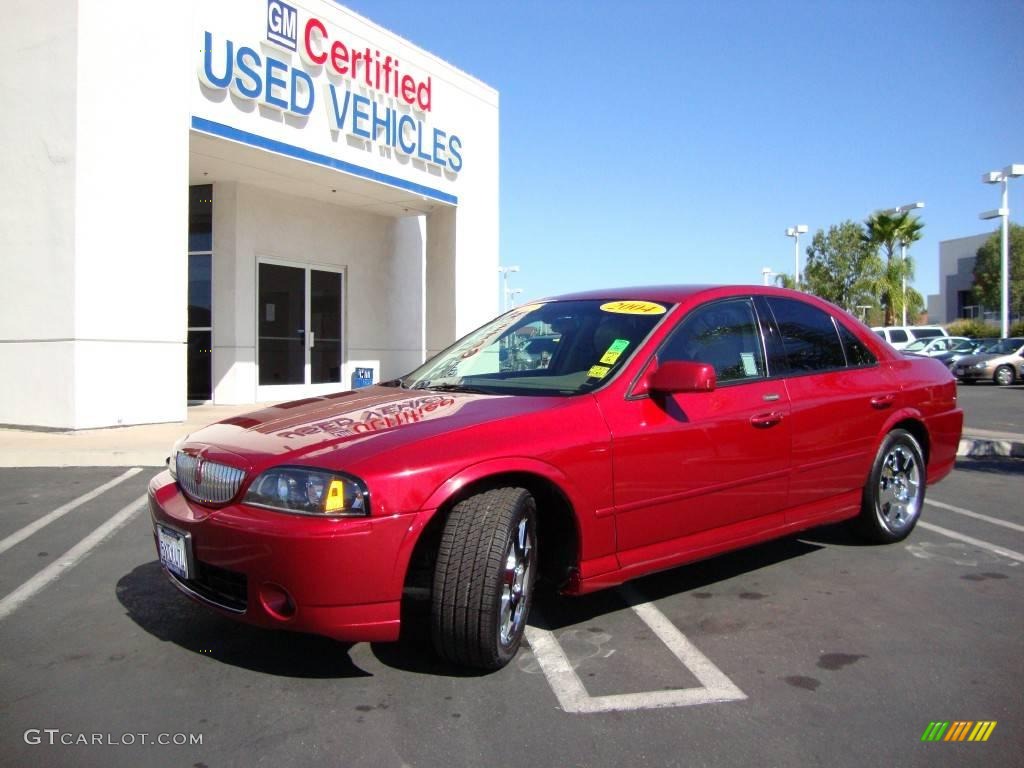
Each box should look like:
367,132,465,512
149,286,963,670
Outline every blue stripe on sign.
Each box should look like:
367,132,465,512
190,116,458,205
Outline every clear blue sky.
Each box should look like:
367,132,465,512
343,0,1024,309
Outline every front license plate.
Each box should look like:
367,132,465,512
157,525,190,580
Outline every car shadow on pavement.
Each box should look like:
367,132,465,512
528,535,828,633
369,601,502,678
116,561,372,679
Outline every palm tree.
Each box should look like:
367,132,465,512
773,273,797,289
863,211,924,325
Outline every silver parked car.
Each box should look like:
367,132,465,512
953,337,1024,385
902,336,971,357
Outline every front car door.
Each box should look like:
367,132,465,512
599,296,792,573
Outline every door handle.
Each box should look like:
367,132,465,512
870,394,895,410
750,411,784,428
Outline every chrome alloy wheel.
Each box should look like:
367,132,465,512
877,444,922,534
499,516,533,646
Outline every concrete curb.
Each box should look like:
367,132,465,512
957,435,1024,459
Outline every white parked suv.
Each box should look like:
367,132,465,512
871,325,948,351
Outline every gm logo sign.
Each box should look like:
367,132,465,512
267,0,298,51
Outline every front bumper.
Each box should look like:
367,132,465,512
954,367,990,381
148,471,420,642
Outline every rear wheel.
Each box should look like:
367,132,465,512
431,487,537,670
857,429,926,543
994,365,1015,386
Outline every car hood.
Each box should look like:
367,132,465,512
178,386,568,471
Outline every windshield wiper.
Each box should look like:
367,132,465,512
416,383,495,395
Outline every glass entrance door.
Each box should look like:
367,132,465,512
258,261,344,392
310,270,343,383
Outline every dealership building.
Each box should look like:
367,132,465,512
926,232,996,325
2,0,499,429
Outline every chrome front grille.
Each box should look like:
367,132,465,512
174,453,246,505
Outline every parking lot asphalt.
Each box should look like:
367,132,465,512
0,456,1021,768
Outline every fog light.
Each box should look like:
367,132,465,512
259,583,296,620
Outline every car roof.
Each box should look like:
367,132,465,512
535,285,833,305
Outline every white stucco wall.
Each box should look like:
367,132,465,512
1,0,191,429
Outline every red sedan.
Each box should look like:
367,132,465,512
149,286,962,670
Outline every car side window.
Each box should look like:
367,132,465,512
889,329,909,344
836,322,877,367
766,297,847,372
660,298,766,384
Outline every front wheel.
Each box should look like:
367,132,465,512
431,487,538,670
857,429,926,543
994,365,1015,386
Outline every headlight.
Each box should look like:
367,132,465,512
167,436,187,479
973,362,987,369
243,467,369,517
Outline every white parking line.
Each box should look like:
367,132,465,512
925,499,1024,534
0,467,143,556
0,494,148,622
526,586,746,714
917,521,1024,563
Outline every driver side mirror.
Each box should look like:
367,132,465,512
648,361,716,394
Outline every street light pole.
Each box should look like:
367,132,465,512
785,225,808,288
884,202,925,325
981,165,1023,338
498,265,520,312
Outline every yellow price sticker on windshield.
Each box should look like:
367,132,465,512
587,365,611,379
600,300,667,315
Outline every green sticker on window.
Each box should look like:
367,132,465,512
599,339,630,365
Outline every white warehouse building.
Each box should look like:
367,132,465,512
2,0,499,429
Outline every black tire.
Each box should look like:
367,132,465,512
994,365,1015,386
857,429,926,543
431,487,538,670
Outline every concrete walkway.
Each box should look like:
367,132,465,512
0,404,1021,468
0,404,269,468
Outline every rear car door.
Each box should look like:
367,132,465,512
760,296,896,524
601,296,792,567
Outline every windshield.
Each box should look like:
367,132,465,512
903,340,929,352
951,339,977,352
391,299,671,396
987,338,1024,355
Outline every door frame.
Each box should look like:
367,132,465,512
255,255,348,402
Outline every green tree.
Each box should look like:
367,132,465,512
862,211,925,325
972,223,1024,320
802,220,883,311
